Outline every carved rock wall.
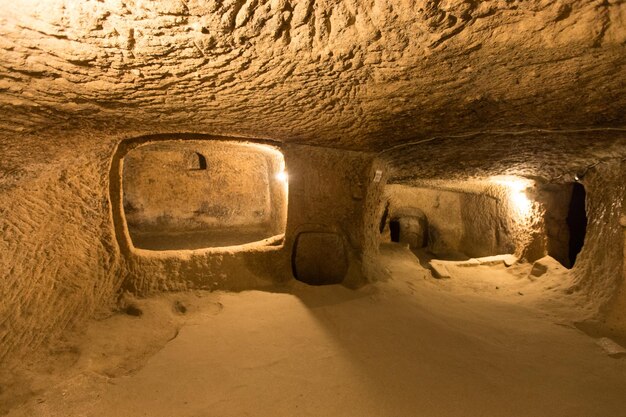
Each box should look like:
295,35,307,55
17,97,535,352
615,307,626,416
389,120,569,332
1,0,625,148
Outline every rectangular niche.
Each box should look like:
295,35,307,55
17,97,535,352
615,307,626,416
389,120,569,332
121,140,287,251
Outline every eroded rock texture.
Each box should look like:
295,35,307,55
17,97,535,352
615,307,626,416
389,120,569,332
1,0,625,147
0,0,625,372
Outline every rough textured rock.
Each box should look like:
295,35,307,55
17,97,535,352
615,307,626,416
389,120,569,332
388,207,428,250
1,0,625,148
111,137,375,294
1,0,625,384
293,231,348,285
0,132,376,365
384,131,626,183
122,140,287,249
529,256,552,278
0,140,123,365
385,185,506,258
571,162,626,317
537,183,575,268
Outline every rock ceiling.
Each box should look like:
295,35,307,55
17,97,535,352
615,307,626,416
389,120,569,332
1,0,625,152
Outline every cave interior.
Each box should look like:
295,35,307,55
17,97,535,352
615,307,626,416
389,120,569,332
1,1,626,416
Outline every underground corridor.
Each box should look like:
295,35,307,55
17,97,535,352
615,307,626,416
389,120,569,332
1,2,626,417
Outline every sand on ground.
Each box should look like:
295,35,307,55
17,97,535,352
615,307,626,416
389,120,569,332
5,244,626,417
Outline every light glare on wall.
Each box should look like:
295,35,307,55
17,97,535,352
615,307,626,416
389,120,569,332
490,176,534,218
510,188,532,215
275,170,288,183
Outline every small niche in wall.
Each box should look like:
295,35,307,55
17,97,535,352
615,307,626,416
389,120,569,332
188,152,207,170
121,140,288,251
389,219,401,242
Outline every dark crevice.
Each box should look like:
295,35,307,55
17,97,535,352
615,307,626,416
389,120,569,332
566,182,587,267
379,203,389,233
389,219,400,243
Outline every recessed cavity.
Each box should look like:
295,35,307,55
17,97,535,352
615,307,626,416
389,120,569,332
567,182,587,267
121,140,287,251
189,152,207,170
389,219,401,242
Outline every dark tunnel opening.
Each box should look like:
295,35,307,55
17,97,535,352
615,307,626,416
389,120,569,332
566,182,587,267
389,219,401,243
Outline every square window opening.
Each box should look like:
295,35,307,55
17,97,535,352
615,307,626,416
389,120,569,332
121,140,288,251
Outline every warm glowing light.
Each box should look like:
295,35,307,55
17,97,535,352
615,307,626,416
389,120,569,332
275,171,288,183
510,189,531,214
490,176,534,217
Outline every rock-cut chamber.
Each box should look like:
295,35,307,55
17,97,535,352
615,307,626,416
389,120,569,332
121,140,288,250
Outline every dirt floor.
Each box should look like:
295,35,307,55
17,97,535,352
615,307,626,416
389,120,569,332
3,244,626,417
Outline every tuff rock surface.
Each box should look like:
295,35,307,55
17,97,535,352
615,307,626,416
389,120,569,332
1,0,624,148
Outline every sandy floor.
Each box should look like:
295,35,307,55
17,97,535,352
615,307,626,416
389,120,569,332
4,244,626,417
